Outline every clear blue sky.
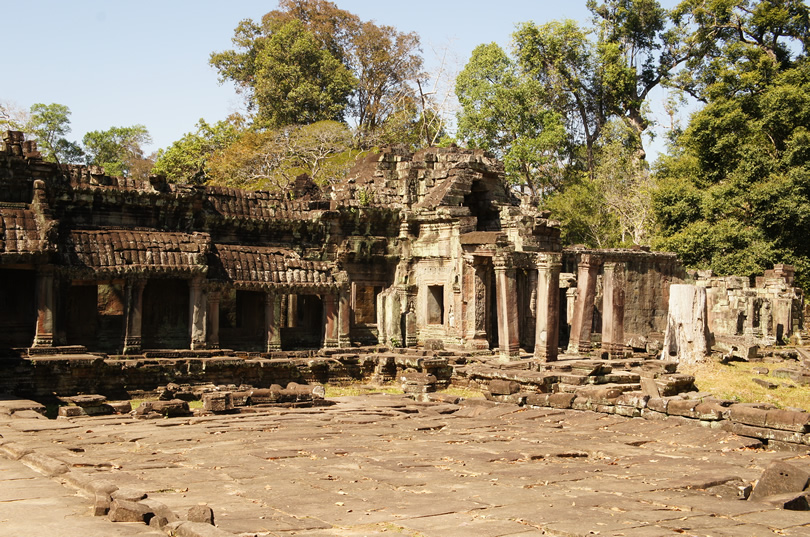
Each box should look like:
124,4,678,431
1,1,680,158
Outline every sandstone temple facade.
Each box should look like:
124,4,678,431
0,130,803,361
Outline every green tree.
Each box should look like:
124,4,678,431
83,125,152,179
456,43,569,197
212,19,356,128
26,103,84,164
652,3,810,290
210,0,424,143
153,115,244,184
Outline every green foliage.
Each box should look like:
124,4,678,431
153,115,244,184
27,103,84,164
210,0,425,144
543,175,620,248
83,125,152,179
652,1,810,289
456,43,569,196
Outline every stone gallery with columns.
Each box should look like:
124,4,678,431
0,130,803,362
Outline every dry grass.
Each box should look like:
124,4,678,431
323,383,485,400
680,359,810,412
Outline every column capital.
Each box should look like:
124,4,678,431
536,252,562,270
493,255,512,271
578,253,602,268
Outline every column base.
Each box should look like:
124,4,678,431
123,337,142,355
499,347,521,361
266,343,282,352
338,336,351,348
32,334,53,347
534,344,558,362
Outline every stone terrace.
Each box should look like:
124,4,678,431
3,393,810,537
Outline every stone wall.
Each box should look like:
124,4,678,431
695,265,804,355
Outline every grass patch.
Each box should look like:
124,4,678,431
323,383,485,399
680,359,810,411
440,386,485,399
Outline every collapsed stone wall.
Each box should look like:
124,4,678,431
695,265,804,355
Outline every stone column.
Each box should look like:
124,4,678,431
494,256,520,360
287,294,298,327
265,291,281,351
601,262,626,358
189,277,207,350
323,293,339,348
123,279,146,354
207,290,221,349
534,252,562,361
338,286,351,348
404,289,417,347
567,254,601,354
32,266,55,347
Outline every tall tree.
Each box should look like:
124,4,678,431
153,115,244,184
210,1,424,142
83,125,152,179
456,43,569,197
26,103,84,164
653,0,810,288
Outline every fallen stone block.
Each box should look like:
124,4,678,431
488,379,520,395
58,406,86,417
0,442,32,460
762,491,810,510
93,492,111,516
666,398,701,418
20,452,69,476
108,401,132,414
136,399,191,417
749,461,810,502
230,391,251,406
574,385,624,404
728,404,769,428
753,378,779,389
142,498,179,527
694,401,727,420
164,521,234,537
188,504,215,525
721,421,805,445
646,397,668,414
108,499,154,523
614,405,642,417
615,391,649,409
753,367,770,375
547,393,576,409
112,487,148,502
202,393,233,413
765,410,810,433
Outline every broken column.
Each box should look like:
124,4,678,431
601,261,627,358
123,279,146,354
265,291,281,351
338,286,351,348
323,293,339,348
188,276,207,350
568,254,601,354
661,283,710,364
494,256,520,360
32,266,55,347
206,290,220,349
534,252,562,361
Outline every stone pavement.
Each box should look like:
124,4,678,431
0,454,161,536
2,395,810,537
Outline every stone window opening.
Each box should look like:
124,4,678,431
427,285,445,325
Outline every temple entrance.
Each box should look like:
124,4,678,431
487,264,499,349
281,294,324,349
142,279,189,349
0,268,36,349
219,289,266,351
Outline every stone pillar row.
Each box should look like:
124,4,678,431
534,253,562,362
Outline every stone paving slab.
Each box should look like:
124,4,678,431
2,394,810,537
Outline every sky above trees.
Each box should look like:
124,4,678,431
1,0,679,157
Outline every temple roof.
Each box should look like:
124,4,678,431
210,244,336,290
60,229,209,277
0,206,51,262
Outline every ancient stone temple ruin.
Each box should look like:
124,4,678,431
1,130,805,364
